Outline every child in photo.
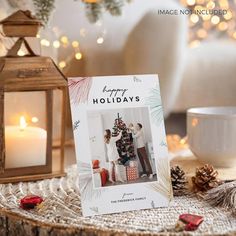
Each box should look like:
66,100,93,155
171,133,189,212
133,123,153,179
104,129,124,183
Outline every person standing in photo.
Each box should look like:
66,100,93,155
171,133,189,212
104,129,124,183
133,123,153,179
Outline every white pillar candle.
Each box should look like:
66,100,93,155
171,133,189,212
5,117,47,169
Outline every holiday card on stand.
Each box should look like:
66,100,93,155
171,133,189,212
68,74,172,216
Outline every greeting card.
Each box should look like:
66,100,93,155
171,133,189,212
68,74,172,216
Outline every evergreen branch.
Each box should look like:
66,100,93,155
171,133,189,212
33,0,55,25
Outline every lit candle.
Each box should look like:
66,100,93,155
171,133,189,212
5,116,47,169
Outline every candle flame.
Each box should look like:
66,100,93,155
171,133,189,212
20,116,27,131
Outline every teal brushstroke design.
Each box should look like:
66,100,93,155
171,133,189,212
160,140,167,147
145,87,164,127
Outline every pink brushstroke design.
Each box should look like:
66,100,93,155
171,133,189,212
68,77,93,104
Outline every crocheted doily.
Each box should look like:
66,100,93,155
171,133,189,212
0,165,235,236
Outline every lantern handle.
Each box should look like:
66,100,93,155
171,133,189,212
7,37,36,57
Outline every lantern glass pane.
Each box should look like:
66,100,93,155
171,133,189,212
4,91,47,169
52,89,63,172
52,89,62,142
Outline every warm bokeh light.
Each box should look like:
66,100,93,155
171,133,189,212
187,0,196,6
218,21,228,31
97,37,104,44
197,28,207,38
59,61,66,68
40,39,50,47
75,52,82,60
31,117,39,123
211,15,220,25
202,14,211,21
190,14,199,23
182,0,236,47
61,36,69,44
72,41,79,48
219,0,229,9
233,31,236,39
17,50,25,56
224,11,233,20
53,40,60,48
206,1,215,9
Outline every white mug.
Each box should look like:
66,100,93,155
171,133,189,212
187,107,236,167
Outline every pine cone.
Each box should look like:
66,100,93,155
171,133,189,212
192,164,221,192
171,166,188,196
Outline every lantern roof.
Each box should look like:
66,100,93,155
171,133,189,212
0,10,42,26
0,56,67,92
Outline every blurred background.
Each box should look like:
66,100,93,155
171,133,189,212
1,0,236,138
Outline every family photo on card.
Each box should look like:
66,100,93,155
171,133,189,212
89,107,157,188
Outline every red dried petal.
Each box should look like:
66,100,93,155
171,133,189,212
179,213,203,226
20,195,43,210
185,223,199,231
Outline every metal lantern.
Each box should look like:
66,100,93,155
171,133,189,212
0,11,67,183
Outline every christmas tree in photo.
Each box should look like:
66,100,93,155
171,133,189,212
112,113,135,165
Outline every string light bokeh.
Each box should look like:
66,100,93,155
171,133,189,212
36,21,106,69
181,0,236,48
16,0,236,68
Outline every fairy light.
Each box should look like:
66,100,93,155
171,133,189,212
190,14,199,23
194,5,203,11
53,40,60,48
202,14,211,21
97,37,104,44
219,0,229,9
218,21,228,31
206,1,215,9
17,49,25,56
72,41,79,48
40,39,50,47
224,11,233,20
36,34,40,38
61,36,69,44
75,52,82,60
182,0,236,46
233,31,236,39
187,0,196,6
197,28,207,38
59,61,66,68
166,134,188,152
211,15,220,25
